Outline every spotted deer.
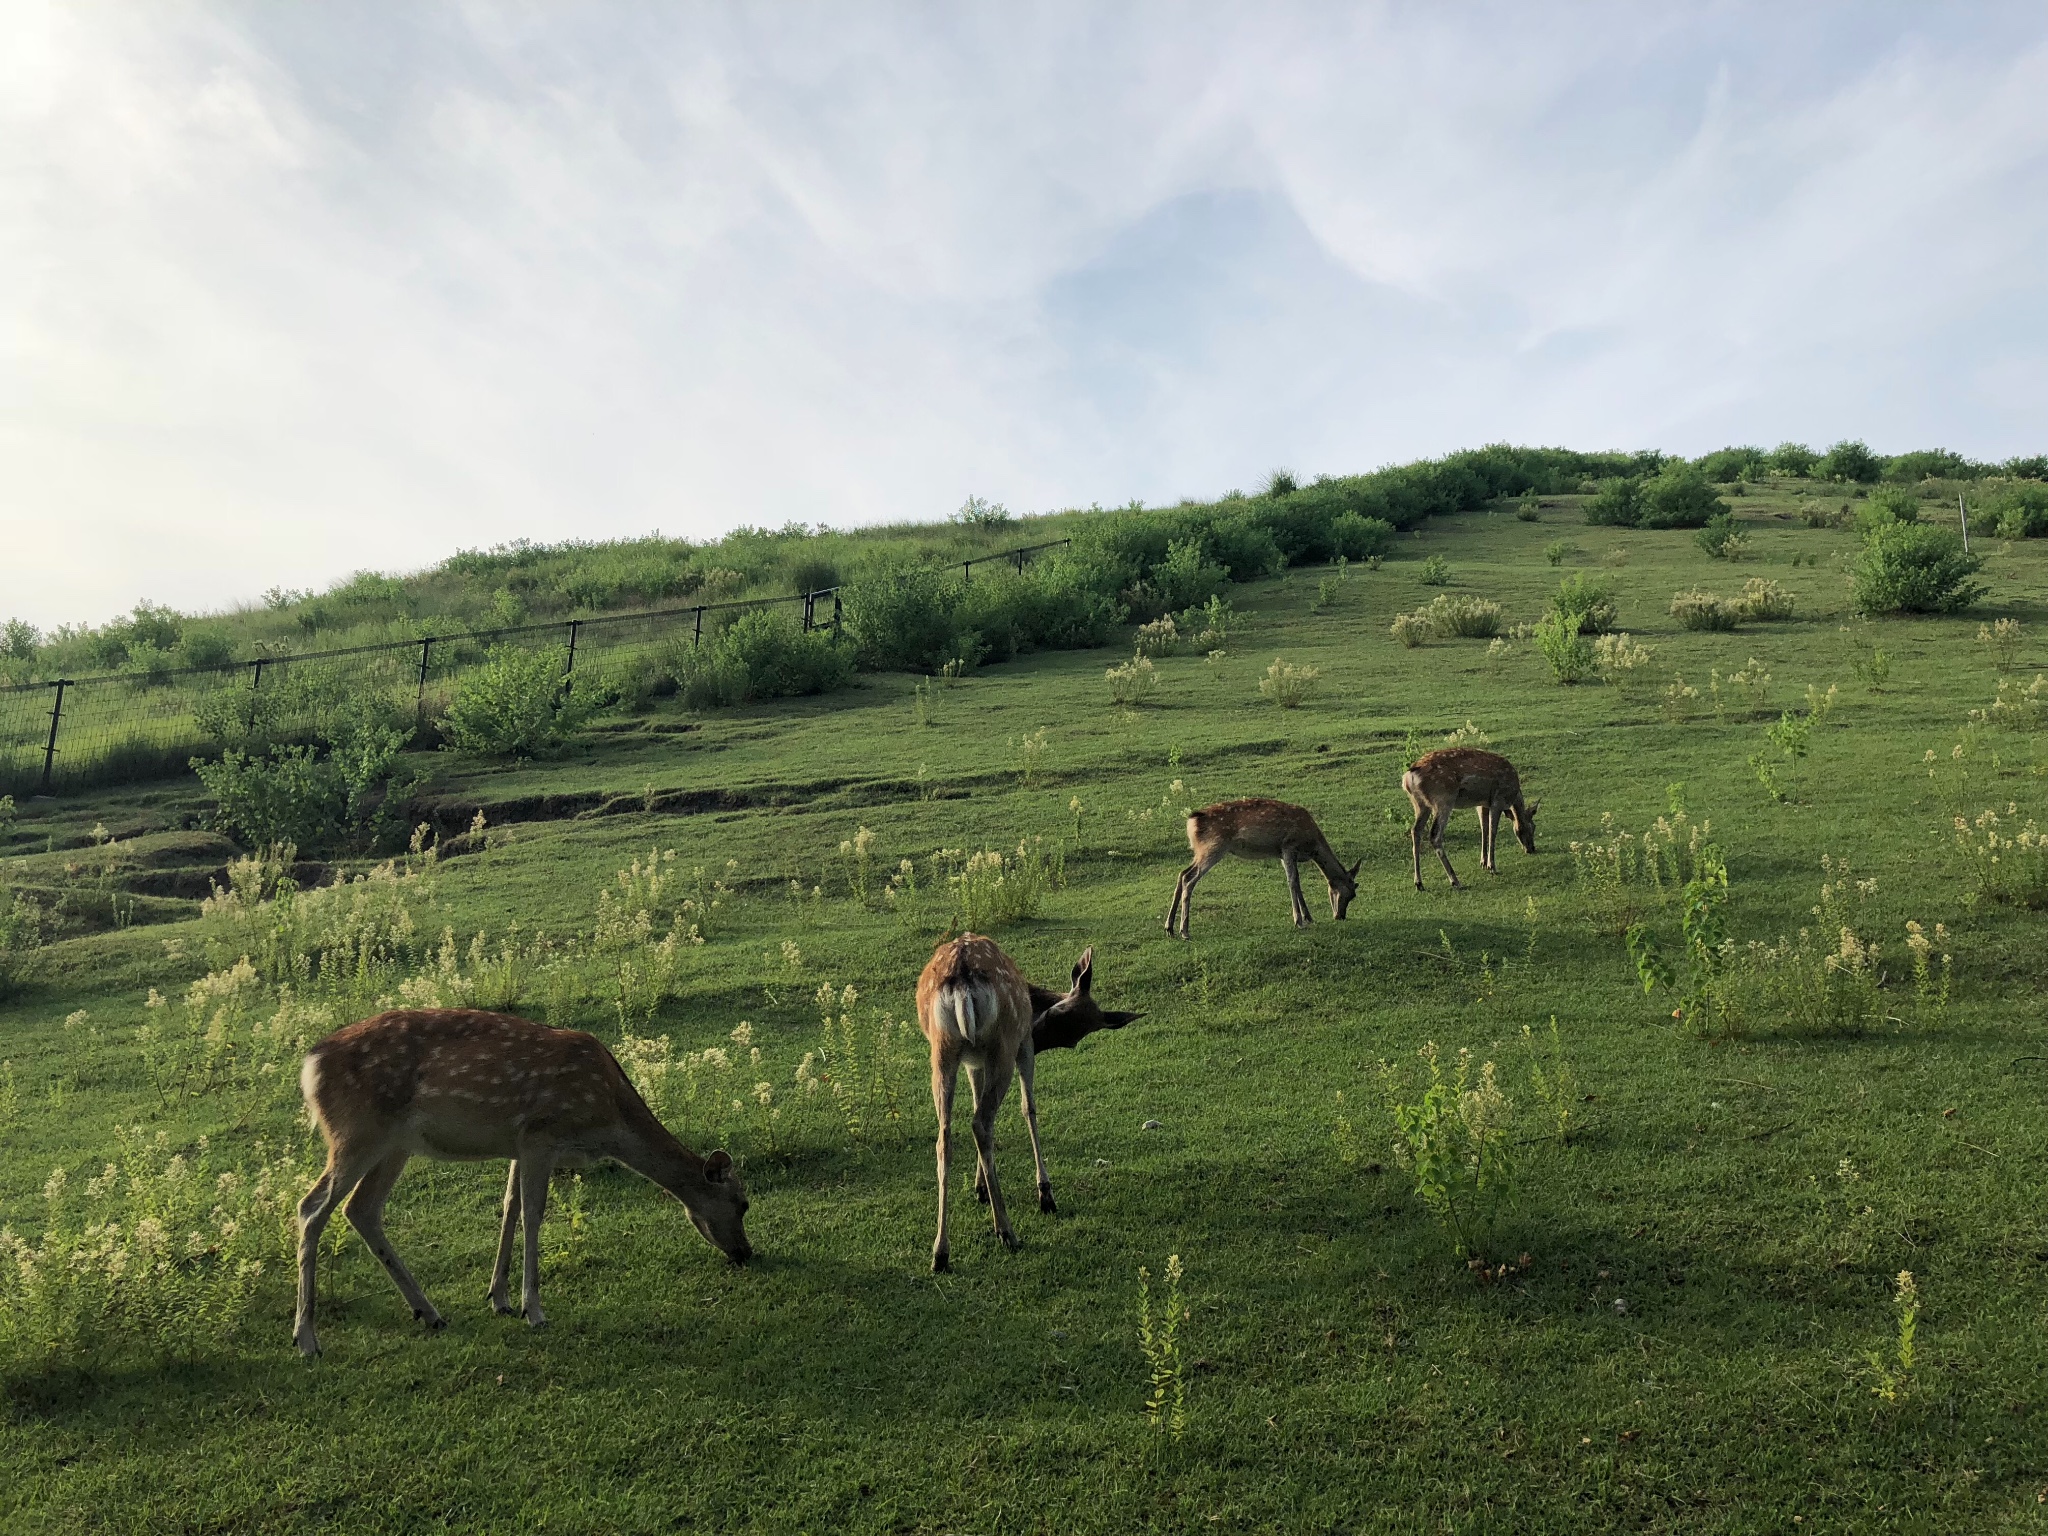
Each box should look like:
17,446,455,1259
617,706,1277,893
292,1008,751,1357
1402,747,1540,890
916,936,1139,1272
1164,797,1362,939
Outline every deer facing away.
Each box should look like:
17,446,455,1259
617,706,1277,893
293,1008,750,1357
916,936,1139,1271
1402,747,1540,890
1165,797,1361,939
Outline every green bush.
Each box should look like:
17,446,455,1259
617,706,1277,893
1858,484,1922,532
1695,514,1739,558
1418,594,1504,638
1331,513,1396,561
1138,538,1229,616
0,888,44,1001
1549,573,1617,635
1851,524,1987,615
1990,483,2048,539
1533,611,1594,684
1816,439,1882,483
192,716,411,853
440,644,587,756
1883,448,1981,483
1419,555,1450,586
1696,446,1765,483
1769,442,1818,476
1637,464,1726,529
668,610,854,709
1583,477,1642,527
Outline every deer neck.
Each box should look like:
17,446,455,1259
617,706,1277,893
613,1107,716,1205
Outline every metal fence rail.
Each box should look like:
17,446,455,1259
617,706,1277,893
0,585,845,797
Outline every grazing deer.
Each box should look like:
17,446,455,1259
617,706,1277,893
292,1008,750,1357
917,936,1139,1271
1402,747,1540,890
1164,798,1361,939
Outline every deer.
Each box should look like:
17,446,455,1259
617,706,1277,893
1402,747,1540,890
292,1008,751,1358
1164,797,1362,939
917,936,1140,1272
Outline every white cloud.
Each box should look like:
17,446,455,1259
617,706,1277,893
2,1,2044,628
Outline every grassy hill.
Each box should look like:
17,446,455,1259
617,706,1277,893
3,484,2048,1530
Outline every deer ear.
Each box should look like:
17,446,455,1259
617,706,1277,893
1072,947,1094,993
704,1150,733,1182
1524,799,1541,817
1104,1010,1143,1030
1347,859,1363,880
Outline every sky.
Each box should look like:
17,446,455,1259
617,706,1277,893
4,1,2047,631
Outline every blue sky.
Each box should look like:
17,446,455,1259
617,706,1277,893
4,2,2046,628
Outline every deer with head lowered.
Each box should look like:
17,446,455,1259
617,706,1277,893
292,1008,751,1357
1165,797,1361,939
1403,747,1540,890
917,936,1139,1272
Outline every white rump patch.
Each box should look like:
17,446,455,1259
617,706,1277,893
935,980,1002,1046
299,1053,323,1112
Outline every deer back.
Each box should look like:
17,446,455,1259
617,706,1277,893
1405,749,1525,813
917,934,1033,1057
1186,797,1329,858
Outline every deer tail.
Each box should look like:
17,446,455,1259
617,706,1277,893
931,979,1001,1047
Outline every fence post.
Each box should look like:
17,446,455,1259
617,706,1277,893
833,592,843,633
1960,494,1970,552
38,679,66,793
962,559,973,583
414,637,434,732
694,607,704,646
247,657,265,738
564,620,581,695
802,592,815,633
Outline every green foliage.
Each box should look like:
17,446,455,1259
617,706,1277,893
1106,655,1159,707
1670,589,1740,631
1694,513,1749,558
1883,449,1982,483
1583,476,1642,527
1769,441,1819,476
1548,572,1617,634
1989,482,2048,539
440,644,588,755
1418,555,1451,586
0,888,44,1000
668,611,854,710
1858,484,1922,532
1867,1271,1920,1404
1695,446,1766,483
1637,463,1727,530
1378,1042,1517,1257
1136,1253,1189,1438
1816,439,1882,483
1851,524,1987,615
1330,513,1396,560
951,496,1014,529
1533,610,1593,684
1257,658,1320,707
192,716,413,854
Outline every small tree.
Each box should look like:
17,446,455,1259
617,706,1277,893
1583,477,1641,527
1817,439,1882,484
1851,524,1987,615
440,644,587,757
1769,442,1818,476
1638,463,1726,529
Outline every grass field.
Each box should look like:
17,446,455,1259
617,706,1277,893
4,487,2048,1532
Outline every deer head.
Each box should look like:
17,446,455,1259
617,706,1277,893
1331,858,1364,919
1031,947,1143,1052
685,1149,753,1262
1509,799,1540,856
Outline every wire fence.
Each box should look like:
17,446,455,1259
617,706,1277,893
0,587,846,798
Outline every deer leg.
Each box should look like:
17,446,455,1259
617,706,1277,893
1410,806,1430,890
1283,850,1311,926
489,1161,521,1315
1433,812,1462,888
1479,807,1495,873
517,1155,553,1326
1015,1040,1055,1213
1174,848,1227,938
931,1050,958,1272
344,1150,442,1333
967,1057,1019,1250
967,1066,989,1205
294,1148,380,1357
1166,863,1195,935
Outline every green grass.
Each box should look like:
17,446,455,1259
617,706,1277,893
5,492,2048,1532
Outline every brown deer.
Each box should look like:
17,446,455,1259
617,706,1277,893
1164,797,1361,939
1402,747,1540,890
916,936,1139,1271
292,1008,751,1357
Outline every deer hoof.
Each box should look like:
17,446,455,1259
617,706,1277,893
415,1309,446,1331
973,1183,989,1206
999,1230,1021,1252
293,1328,320,1359
1038,1184,1057,1214
931,1249,950,1273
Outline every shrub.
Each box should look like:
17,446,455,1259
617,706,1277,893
1133,617,1183,658
0,889,44,1001
952,496,1014,528
1106,656,1159,707
441,644,587,755
1638,463,1726,529
1798,496,1849,530
1258,658,1319,707
669,610,854,709
1977,618,2023,670
1419,555,1450,586
1734,578,1796,622
1858,484,1922,532
1513,492,1541,522
1420,594,1504,638
1816,439,1882,483
1543,540,1574,566
1695,513,1752,559
1138,538,1230,616
841,567,964,673
1390,611,1431,648
1990,483,2048,539
1851,524,1987,615
193,717,413,853
1583,477,1642,527
1533,610,1594,684
1549,573,1617,635
1769,442,1819,476
1670,590,1740,631
1593,632,1652,686
1376,1042,1517,1257
1330,514,1396,561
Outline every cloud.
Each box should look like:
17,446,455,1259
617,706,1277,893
2,1,2044,628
